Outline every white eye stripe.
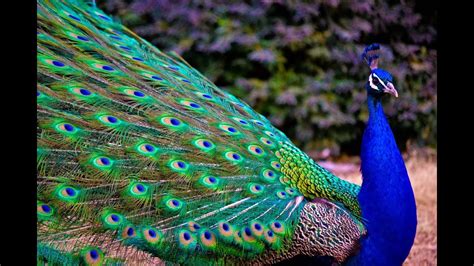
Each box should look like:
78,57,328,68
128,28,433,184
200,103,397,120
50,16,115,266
369,74,379,90
372,73,389,90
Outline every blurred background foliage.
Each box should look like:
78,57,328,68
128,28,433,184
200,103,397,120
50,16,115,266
100,0,437,158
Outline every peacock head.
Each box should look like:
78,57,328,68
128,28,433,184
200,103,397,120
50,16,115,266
362,43,398,98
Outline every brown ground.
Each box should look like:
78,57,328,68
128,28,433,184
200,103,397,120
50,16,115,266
324,148,437,266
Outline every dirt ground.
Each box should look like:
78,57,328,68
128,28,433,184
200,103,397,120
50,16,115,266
326,148,437,266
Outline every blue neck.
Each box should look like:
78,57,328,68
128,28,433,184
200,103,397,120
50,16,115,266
347,94,417,265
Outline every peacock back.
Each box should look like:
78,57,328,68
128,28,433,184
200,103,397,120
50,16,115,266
37,0,363,264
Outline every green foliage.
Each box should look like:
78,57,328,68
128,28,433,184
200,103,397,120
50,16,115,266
101,0,437,156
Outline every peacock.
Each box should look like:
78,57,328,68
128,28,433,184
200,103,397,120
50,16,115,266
37,0,417,265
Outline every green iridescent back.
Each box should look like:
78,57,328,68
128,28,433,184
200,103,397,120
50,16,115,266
37,0,361,264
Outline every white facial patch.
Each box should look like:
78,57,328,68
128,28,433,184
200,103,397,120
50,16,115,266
371,73,390,91
368,74,379,90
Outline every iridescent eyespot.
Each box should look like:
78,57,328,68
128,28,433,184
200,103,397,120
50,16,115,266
92,63,116,72
119,45,131,51
199,229,217,249
109,34,122,41
142,72,164,81
264,131,276,138
251,119,265,127
188,221,201,232
47,59,66,67
271,161,281,170
123,88,146,98
160,116,185,129
192,138,215,152
81,247,104,265
164,197,184,212
247,183,265,196
218,124,240,135
260,137,275,148
269,221,285,235
101,211,124,229
217,221,234,238
179,99,205,111
275,190,288,199
98,115,121,126
142,227,163,244
242,227,257,243
260,169,277,183
92,156,114,169
136,143,158,156
178,229,197,249
37,202,54,219
121,225,136,238
94,11,111,21
195,92,214,100
232,101,246,108
168,65,179,71
54,122,79,135
247,144,265,157
198,175,221,190
285,187,298,196
71,87,93,97
169,159,189,172
264,229,279,246
224,151,244,163
128,182,149,198
250,221,264,237
56,185,80,202
231,117,250,127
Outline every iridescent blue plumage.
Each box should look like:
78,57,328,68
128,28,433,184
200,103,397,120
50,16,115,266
347,44,417,265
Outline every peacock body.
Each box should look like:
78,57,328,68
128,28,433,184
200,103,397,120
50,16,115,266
37,0,415,265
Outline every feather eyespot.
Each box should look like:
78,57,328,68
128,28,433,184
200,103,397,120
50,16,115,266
251,119,265,127
179,99,205,111
198,175,220,190
260,137,276,148
224,151,244,163
250,221,264,237
56,185,80,202
121,225,136,239
164,197,184,212
269,221,285,235
136,143,157,156
169,159,189,172
195,92,214,100
123,88,146,98
230,117,251,127
275,190,288,199
92,156,114,169
199,229,217,249
142,72,164,81
46,59,66,67
271,161,281,170
37,202,54,219
192,138,215,152
98,115,121,126
264,131,276,138
218,124,240,135
285,187,298,196
81,247,104,265
187,221,201,232
178,230,197,249
242,227,257,243
260,169,277,183
247,144,265,157
55,122,79,135
217,221,234,238
101,211,124,229
160,116,185,129
247,183,265,196
128,182,149,198
143,227,162,244
71,87,93,97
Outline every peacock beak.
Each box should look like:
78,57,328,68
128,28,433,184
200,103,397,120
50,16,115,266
384,82,398,98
